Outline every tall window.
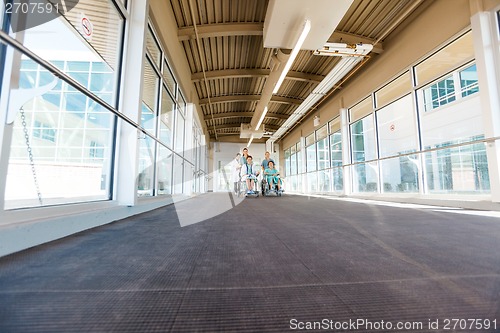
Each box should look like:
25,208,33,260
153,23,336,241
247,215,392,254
3,1,124,209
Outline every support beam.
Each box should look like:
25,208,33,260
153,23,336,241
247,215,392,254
198,95,302,106
204,112,288,121
191,69,323,84
178,23,264,41
207,123,279,132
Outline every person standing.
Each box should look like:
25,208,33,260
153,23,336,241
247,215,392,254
230,153,242,195
261,151,275,172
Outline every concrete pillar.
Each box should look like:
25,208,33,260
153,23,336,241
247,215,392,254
114,0,149,205
340,108,352,195
471,8,500,202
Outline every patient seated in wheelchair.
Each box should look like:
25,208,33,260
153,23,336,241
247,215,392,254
263,160,281,192
241,155,260,194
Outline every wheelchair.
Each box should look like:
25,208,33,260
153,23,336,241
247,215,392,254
237,174,260,198
262,174,283,197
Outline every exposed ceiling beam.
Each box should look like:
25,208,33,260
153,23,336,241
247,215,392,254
328,31,384,54
207,123,279,132
208,134,268,143
191,69,324,84
178,23,264,41
204,112,288,121
198,95,302,106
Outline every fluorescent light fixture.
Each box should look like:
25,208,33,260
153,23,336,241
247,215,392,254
272,19,311,95
247,133,254,147
255,106,268,131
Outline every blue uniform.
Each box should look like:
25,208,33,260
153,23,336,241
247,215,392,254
264,167,280,186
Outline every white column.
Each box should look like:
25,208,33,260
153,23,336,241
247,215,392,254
114,0,149,206
0,30,25,209
340,108,352,195
299,136,307,193
471,9,500,202
184,103,195,196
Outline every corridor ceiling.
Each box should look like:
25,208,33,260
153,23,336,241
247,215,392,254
168,0,429,143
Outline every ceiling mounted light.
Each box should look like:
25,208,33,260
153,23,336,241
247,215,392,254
255,106,268,131
272,19,311,95
313,42,373,57
247,133,254,147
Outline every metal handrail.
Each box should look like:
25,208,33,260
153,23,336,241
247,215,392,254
286,135,500,175
0,30,195,167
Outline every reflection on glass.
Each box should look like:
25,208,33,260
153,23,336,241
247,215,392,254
376,95,417,158
332,167,343,192
351,115,376,162
380,155,419,193
306,144,316,172
425,143,490,194
146,27,162,67
317,137,329,170
330,131,342,167
175,111,185,153
352,162,378,193
157,146,173,195
137,136,155,197
5,53,113,209
21,0,123,106
160,87,174,147
460,64,479,97
307,172,317,193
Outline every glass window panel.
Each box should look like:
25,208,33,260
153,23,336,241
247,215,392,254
415,31,474,85
305,133,315,146
175,111,185,153
316,125,328,141
67,61,90,71
162,59,176,95
306,144,316,172
459,63,479,97
140,104,155,134
332,167,343,192
318,169,330,192
160,87,175,147
351,115,376,162
329,117,340,134
297,147,303,174
178,93,186,115
425,143,490,194
290,153,297,175
64,93,87,112
90,73,113,92
19,70,37,89
376,95,417,158
352,162,378,193
350,96,372,123
20,0,123,106
420,95,484,149
316,137,329,170
137,136,155,197
173,155,184,194
375,71,412,107
290,144,296,155
142,58,159,114
4,54,113,209
330,131,342,167
157,146,173,195
307,172,317,193
381,155,419,193
421,75,455,112
146,27,162,68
